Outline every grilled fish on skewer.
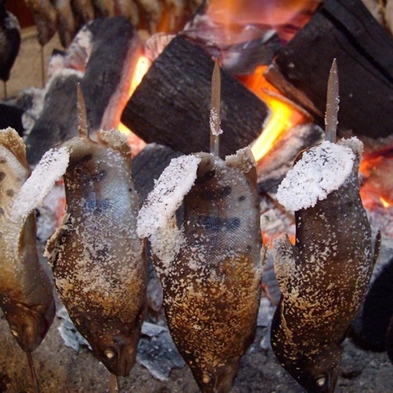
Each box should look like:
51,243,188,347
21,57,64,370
271,138,380,393
53,0,77,48
46,88,147,376
138,148,263,392
0,1,21,98
24,0,58,46
0,127,55,353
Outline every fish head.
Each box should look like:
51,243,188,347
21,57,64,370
288,344,342,393
2,298,55,352
191,356,241,393
77,309,145,377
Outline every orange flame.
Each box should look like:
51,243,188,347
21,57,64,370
240,66,309,161
380,197,391,208
118,54,151,137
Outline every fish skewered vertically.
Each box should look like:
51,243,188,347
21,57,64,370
0,0,21,99
270,60,380,393
45,86,147,378
0,127,56,392
138,62,264,392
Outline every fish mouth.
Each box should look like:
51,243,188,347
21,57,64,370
195,357,240,393
97,342,137,377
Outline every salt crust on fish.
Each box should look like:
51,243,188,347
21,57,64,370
276,137,363,212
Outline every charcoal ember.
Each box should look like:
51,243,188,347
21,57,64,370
25,69,82,165
0,103,24,135
25,17,142,165
131,143,182,206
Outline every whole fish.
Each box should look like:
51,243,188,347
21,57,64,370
24,0,58,46
139,148,263,392
70,0,95,25
91,0,115,18
53,0,77,48
114,0,139,26
46,120,147,376
0,127,55,352
271,138,380,393
0,3,21,83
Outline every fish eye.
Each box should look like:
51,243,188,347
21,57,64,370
315,375,327,387
10,328,19,337
202,374,211,384
104,348,116,359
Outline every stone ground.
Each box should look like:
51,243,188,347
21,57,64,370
1,304,393,393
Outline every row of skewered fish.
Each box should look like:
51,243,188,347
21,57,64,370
23,0,202,48
0,79,381,392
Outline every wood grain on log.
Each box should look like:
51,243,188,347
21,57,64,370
265,0,393,139
121,35,270,158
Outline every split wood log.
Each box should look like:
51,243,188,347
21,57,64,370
25,17,142,165
265,0,393,140
121,35,270,158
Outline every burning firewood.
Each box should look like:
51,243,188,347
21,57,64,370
270,61,380,392
137,62,264,392
25,16,142,165
265,0,393,141
121,35,270,158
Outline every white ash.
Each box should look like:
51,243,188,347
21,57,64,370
56,306,91,352
137,322,185,381
276,138,361,211
137,154,200,239
12,147,69,223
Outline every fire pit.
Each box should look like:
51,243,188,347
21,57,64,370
1,0,393,392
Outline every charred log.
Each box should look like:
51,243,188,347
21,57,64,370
121,35,270,158
25,17,142,165
265,0,393,140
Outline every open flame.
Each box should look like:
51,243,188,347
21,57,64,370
117,54,151,150
239,65,310,161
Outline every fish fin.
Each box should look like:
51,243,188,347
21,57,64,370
0,128,29,170
149,216,184,281
11,147,69,224
225,146,256,173
272,235,296,295
97,129,132,160
44,213,70,269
